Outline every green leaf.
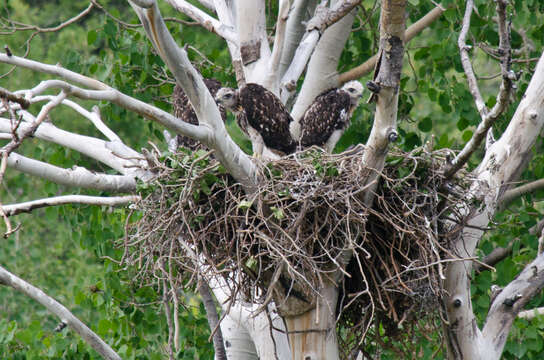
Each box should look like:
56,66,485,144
237,200,253,209
87,30,97,46
271,206,285,220
418,117,432,132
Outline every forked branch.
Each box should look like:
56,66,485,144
445,0,515,178
165,0,237,43
280,0,361,100
129,0,258,190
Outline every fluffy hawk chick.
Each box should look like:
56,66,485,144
215,83,297,160
299,80,364,153
172,78,226,150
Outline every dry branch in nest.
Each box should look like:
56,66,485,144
125,144,472,357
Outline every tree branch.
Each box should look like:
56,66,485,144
444,0,515,179
165,0,237,43
474,240,515,273
338,3,446,83
129,0,258,190
0,117,147,180
2,195,139,216
235,0,271,84
289,0,356,127
280,0,361,102
482,252,544,359
499,179,544,208
518,307,544,320
263,0,292,92
361,0,406,205
458,0,486,117
278,0,317,80
443,51,544,359
2,92,67,155
0,86,30,109
7,152,136,192
0,53,109,90
197,278,227,360
0,265,121,360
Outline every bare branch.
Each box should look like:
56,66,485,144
264,0,292,91
7,152,136,192
500,179,544,208
278,0,318,79
0,53,110,90
280,0,361,101
458,0,486,117
165,0,237,43
482,252,544,359
338,3,446,83
0,265,121,360
360,0,407,206
474,241,515,273
2,195,139,216
198,278,227,360
443,51,544,359
0,117,145,179
0,86,30,109
2,92,67,155
16,77,211,144
518,307,544,320
129,0,258,190
1,3,94,34
445,0,515,178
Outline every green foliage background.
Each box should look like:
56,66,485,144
0,0,544,358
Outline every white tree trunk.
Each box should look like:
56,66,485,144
444,51,544,359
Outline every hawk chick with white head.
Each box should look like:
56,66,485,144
299,80,364,153
215,83,297,160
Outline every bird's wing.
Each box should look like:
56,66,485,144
239,84,296,154
300,89,351,147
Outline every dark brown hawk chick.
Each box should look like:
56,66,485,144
172,78,226,150
215,83,297,160
299,80,364,153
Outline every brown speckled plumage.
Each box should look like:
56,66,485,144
173,78,226,150
215,83,297,156
299,89,351,147
299,80,364,151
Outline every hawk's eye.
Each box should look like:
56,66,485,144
224,93,233,99
347,88,356,93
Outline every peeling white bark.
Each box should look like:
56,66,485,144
235,0,271,84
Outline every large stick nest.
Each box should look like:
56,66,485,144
125,144,472,356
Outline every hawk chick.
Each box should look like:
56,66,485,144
299,80,364,153
215,83,297,159
173,78,226,150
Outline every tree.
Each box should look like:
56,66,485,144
1,0,544,359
